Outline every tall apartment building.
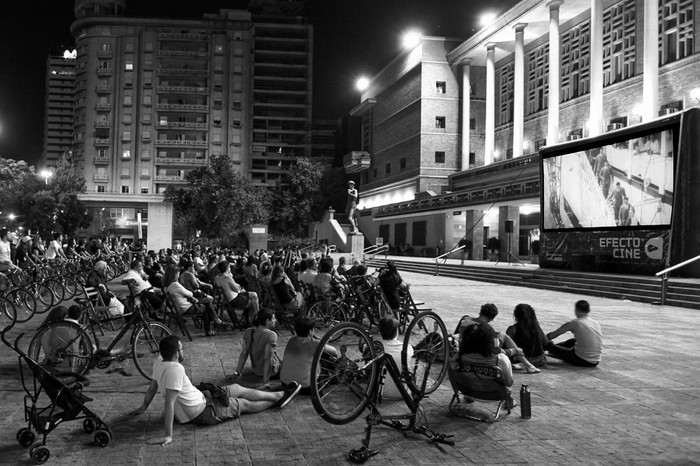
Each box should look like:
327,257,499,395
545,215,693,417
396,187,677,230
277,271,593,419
41,53,77,170
351,0,700,260
68,0,312,248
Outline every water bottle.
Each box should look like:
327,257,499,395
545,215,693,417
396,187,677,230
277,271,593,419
520,384,531,419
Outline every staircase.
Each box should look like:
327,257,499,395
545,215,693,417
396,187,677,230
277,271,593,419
364,258,700,309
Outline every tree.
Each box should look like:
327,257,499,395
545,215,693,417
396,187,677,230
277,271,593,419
0,158,42,217
165,154,271,243
49,152,86,195
55,193,91,235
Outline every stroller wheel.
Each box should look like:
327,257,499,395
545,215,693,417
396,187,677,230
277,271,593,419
17,428,35,447
83,418,97,434
94,429,111,447
29,444,50,464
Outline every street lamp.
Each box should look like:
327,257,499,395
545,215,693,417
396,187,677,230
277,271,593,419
39,169,53,185
401,30,422,50
356,76,370,92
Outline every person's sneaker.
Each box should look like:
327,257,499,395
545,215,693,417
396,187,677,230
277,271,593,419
512,363,524,371
277,381,301,409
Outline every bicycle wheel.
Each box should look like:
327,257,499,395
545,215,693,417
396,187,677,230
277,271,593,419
367,295,392,328
63,276,79,301
11,289,36,323
46,279,65,305
28,321,94,376
310,322,379,425
131,322,172,380
32,283,54,315
0,296,16,328
307,301,347,337
401,311,449,396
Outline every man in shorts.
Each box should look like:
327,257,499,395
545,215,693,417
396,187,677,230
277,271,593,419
130,335,301,446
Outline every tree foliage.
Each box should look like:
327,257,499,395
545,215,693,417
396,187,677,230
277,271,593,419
165,154,271,242
49,153,86,195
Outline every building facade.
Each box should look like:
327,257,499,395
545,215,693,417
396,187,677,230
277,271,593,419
41,53,77,170
351,0,700,261
66,0,313,248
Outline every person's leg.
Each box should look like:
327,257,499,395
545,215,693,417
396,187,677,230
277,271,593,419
226,383,283,403
237,398,277,414
499,333,540,373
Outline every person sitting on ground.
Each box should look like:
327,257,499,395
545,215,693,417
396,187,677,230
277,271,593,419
232,309,281,390
506,303,548,368
130,335,301,446
545,300,603,367
280,317,339,394
164,265,219,337
215,260,259,325
452,321,514,405
122,259,164,316
378,260,408,310
455,303,540,374
375,316,413,400
270,265,304,311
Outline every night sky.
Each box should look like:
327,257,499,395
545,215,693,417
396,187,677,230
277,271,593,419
0,0,518,166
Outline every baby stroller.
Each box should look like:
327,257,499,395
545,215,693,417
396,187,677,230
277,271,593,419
1,321,111,464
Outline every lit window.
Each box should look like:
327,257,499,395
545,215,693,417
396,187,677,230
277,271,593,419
122,150,131,159
436,81,446,93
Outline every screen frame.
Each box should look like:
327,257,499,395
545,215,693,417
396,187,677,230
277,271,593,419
539,116,680,233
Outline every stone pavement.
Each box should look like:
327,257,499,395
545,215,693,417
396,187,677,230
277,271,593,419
1,268,699,465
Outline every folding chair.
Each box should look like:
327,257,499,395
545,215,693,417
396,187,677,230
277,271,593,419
257,279,296,334
212,285,247,330
447,362,512,423
163,293,193,342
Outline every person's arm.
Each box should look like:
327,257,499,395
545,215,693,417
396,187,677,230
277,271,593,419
546,321,573,341
234,330,251,375
157,388,177,446
261,341,274,387
131,379,158,415
497,354,514,388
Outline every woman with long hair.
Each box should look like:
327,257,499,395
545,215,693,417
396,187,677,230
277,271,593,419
458,322,514,388
506,303,548,368
233,308,281,390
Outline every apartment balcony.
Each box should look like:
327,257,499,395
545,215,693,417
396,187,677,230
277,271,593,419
155,157,208,165
158,32,209,41
156,85,209,94
154,175,188,183
97,50,113,58
156,121,208,129
94,138,110,146
155,103,208,112
96,84,112,93
156,67,208,76
93,174,109,182
158,50,210,58
94,120,111,129
96,103,111,110
154,139,208,147
93,155,110,164
96,68,113,76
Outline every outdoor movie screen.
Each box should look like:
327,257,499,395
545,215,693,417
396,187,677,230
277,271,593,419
542,129,674,231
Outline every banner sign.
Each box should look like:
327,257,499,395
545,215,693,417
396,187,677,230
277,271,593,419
540,230,669,274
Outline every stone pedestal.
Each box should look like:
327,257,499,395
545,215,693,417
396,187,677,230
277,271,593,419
348,234,365,262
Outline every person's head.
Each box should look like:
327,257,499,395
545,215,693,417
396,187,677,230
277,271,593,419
386,260,397,272
246,255,255,266
42,306,67,327
623,196,629,203
348,181,355,188
163,264,180,287
575,300,590,318
294,316,315,338
378,316,400,341
271,265,285,282
159,335,183,362
217,260,230,275
67,304,83,321
479,303,498,321
616,182,621,187
338,256,346,266
182,259,194,271
318,257,333,274
252,308,275,328
0,228,8,241
459,322,497,358
130,260,143,271
53,232,62,241
299,259,308,272
306,258,317,271
260,261,272,276
356,264,367,276
513,303,540,333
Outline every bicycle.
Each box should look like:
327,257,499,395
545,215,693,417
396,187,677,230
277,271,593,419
1,273,38,324
27,289,172,380
309,310,453,463
342,273,393,332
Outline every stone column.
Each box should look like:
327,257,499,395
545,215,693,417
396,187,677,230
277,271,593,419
460,59,472,170
642,0,659,122
513,23,527,158
589,0,604,137
547,0,563,145
147,201,173,251
465,210,484,260
485,43,496,165
498,205,520,261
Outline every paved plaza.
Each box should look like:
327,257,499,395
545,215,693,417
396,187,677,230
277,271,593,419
1,266,699,465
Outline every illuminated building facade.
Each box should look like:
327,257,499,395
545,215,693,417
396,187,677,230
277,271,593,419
41,53,77,170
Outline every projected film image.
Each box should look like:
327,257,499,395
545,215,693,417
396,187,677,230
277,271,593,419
543,130,674,230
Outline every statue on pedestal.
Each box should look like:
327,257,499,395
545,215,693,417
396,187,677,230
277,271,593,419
346,181,359,234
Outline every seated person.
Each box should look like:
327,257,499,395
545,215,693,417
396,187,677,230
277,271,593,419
336,256,348,276
180,260,214,296
280,317,338,394
378,261,407,310
258,261,272,284
455,303,540,374
313,258,344,301
232,309,281,390
214,261,260,324
164,265,219,337
122,260,164,314
270,265,304,311
130,335,301,446
297,258,318,286
506,303,548,368
143,256,164,289
545,300,603,367
377,317,413,400
452,321,514,403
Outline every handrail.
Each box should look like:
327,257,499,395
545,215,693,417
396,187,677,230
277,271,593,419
434,245,467,276
364,244,389,260
654,254,700,305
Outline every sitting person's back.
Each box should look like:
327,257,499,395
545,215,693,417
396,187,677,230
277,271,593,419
280,317,338,393
378,261,405,310
455,321,513,388
377,317,413,400
506,303,548,367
